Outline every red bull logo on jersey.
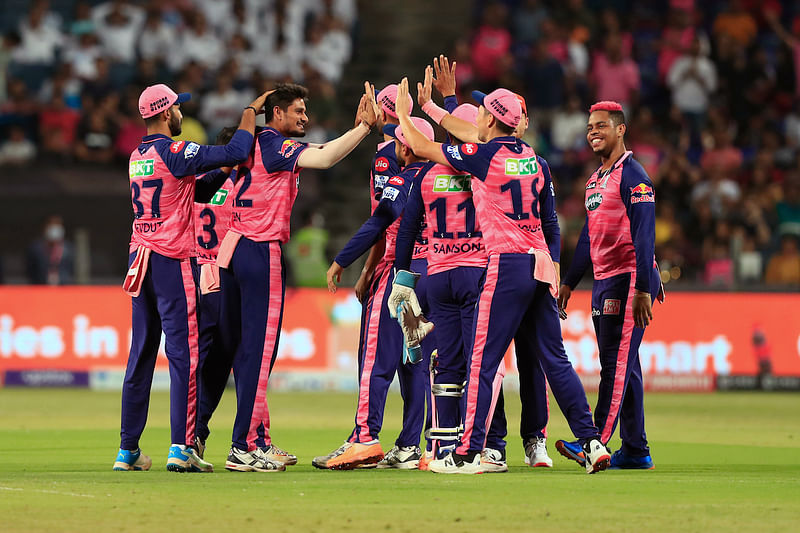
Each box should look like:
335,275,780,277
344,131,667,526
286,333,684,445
505,157,538,176
586,192,603,211
433,174,472,192
209,188,228,206
129,159,155,178
630,182,655,203
280,139,302,158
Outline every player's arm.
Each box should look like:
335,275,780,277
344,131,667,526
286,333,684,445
538,157,561,265
393,173,425,272
622,164,657,327
194,167,233,202
416,67,479,144
354,239,386,303
395,78,449,165
297,84,378,169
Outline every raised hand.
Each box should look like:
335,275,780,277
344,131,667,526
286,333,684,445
248,89,276,114
417,65,433,107
432,54,457,97
395,78,411,118
359,81,378,128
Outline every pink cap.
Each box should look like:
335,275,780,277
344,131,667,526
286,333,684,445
376,84,413,119
452,103,479,125
382,117,435,148
472,88,521,128
138,83,191,119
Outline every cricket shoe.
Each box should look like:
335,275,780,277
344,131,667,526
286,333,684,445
418,451,434,471
321,441,384,470
583,439,611,474
225,447,285,472
376,445,421,469
609,450,654,470
112,448,152,471
555,439,586,467
429,451,483,474
523,437,553,468
167,444,214,472
195,437,206,459
260,444,298,466
480,448,508,473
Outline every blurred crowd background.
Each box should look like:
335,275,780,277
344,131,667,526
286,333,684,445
1,0,799,290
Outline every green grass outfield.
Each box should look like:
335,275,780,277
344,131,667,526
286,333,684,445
1,389,798,532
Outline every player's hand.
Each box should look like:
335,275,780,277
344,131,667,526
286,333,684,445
557,284,571,320
354,268,373,303
395,78,411,118
417,65,433,107
387,269,421,318
326,261,344,293
248,89,276,115
632,289,653,328
432,54,457,97
358,81,378,128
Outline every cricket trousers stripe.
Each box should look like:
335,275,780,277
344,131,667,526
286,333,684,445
179,260,201,446
354,263,392,442
459,258,500,454
600,275,636,444
484,359,506,447
246,241,283,448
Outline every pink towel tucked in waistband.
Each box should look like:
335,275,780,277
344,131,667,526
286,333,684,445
216,231,242,269
199,263,221,294
529,247,559,298
122,245,151,297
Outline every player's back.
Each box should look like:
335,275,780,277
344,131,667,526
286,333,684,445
194,174,235,264
382,162,428,264
370,140,400,213
129,137,198,259
420,162,486,275
230,127,307,243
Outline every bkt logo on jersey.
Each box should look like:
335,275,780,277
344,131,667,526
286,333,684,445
130,159,155,177
505,157,538,176
209,188,228,206
433,174,472,192
586,192,603,211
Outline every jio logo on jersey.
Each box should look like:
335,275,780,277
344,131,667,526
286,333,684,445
586,192,603,211
462,143,478,155
375,157,390,172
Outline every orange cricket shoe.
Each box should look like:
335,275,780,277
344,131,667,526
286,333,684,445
324,442,384,470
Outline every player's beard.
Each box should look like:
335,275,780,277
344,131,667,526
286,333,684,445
168,113,182,136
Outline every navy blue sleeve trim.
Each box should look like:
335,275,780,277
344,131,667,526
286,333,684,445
334,209,395,268
194,169,230,202
621,161,655,293
538,157,561,262
443,95,459,113
393,171,426,271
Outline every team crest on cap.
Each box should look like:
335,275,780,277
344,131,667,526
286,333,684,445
380,95,396,113
170,141,185,153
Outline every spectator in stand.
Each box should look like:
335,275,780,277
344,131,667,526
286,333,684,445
712,0,757,49
113,87,146,160
522,40,565,122
262,31,303,82
26,215,74,285
0,125,36,166
175,12,225,71
91,0,144,65
470,1,512,84
69,1,95,37
0,78,40,139
137,7,177,65
551,94,587,153
219,0,259,44
1,32,21,103
776,177,800,237
200,72,254,141
304,15,352,83
63,32,103,81
667,36,717,141
39,86,81,160
692,163,742,220
700,128,743,176
74,108,115,164
513,0,548,46
11,0,64,66
765,234,800,285
285,210,330,288
658,7,696,82
591,34,640,112
629,108,665,178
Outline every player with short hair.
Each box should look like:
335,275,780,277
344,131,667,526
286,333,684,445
314,114,436,470
556,101,664,470
391,78,610,474
217,82,378,472
114,83,270,472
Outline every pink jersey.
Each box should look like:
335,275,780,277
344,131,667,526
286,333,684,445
194,176,235,265
442,138,559,257
230,127,307,243
417,162,487,275
129,143,196,259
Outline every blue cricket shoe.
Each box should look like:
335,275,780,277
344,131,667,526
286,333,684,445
112,448,152,471
609,449,654,470
555,439,586,467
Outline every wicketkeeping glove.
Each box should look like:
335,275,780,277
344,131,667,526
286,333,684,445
397,301,434,364
388,270,422,319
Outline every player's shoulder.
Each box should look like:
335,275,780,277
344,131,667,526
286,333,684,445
621,155,652,184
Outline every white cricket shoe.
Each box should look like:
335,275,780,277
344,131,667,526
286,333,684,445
376,445,421,469
480,448,508,473
225,447,285,472
429,451,484,474
583,439,611,474
523,437,553,468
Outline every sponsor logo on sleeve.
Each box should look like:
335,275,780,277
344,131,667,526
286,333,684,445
630,182,655,203
603,299,621,315
375,157,390,172
433,174,472,192
184,142,200,159
446,145,462,160
550,182,555,196
505,157,538,176
591,307,601,317
586,192,603,211
279,139,302,158
381,186,399,201
170,141,185,153
389,176,405,186
130,159,155,177
462,143,478,155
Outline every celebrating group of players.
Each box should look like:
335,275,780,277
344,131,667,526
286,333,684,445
113,53,663,475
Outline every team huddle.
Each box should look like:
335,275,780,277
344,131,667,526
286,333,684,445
113,54,663,475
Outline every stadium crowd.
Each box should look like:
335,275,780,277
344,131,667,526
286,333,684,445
1,0,799,288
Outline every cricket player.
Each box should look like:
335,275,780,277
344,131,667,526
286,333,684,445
391,79,610,474
114,84,269,472
217,83,378,472
556,101,664,470
315,116,436,470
